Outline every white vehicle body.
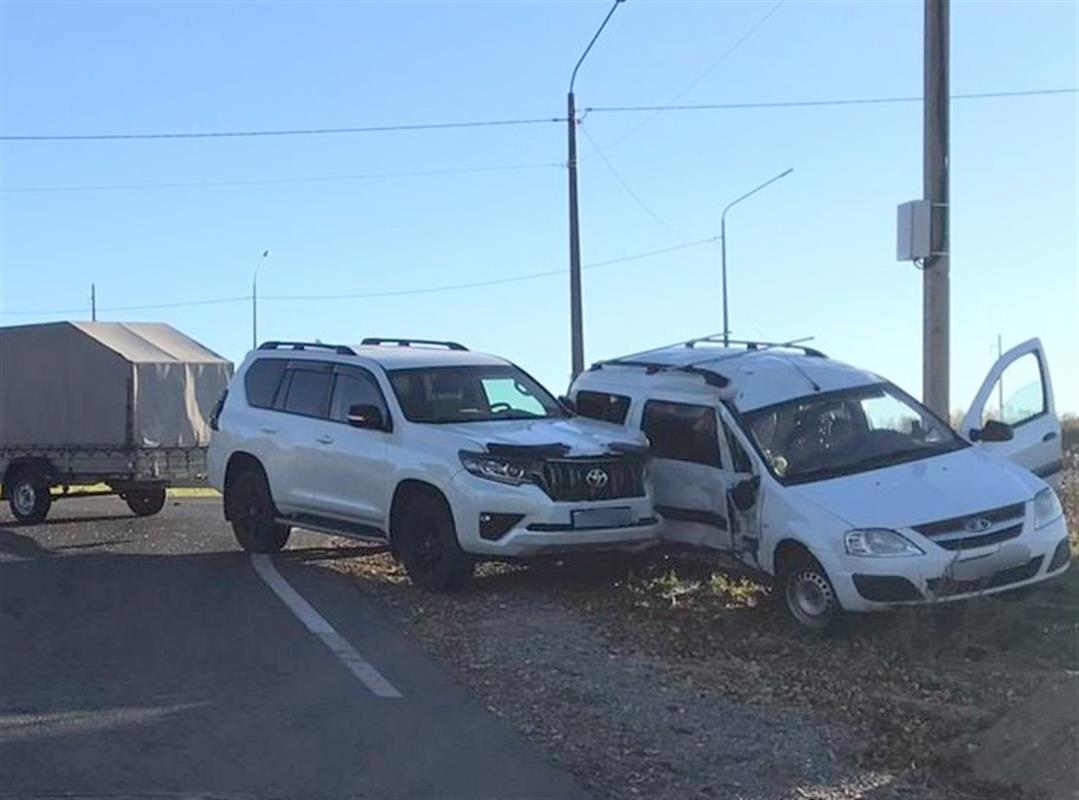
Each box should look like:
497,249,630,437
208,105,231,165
570,336,1069,625
209,339,659,587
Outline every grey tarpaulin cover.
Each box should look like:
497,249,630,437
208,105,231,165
0,322,233,448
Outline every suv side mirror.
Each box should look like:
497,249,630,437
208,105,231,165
558,395,576,414
347,404,386,430
971,419,1013,443
730,475,761,512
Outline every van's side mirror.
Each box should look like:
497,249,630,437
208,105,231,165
730,475,761,511
971,419,1013,443
558,395,576,414
347,404,386,430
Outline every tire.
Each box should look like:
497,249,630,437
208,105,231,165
228,469,290,553
398,493,474,591
6,471,52,524
124,485,167,517
779,550,842,632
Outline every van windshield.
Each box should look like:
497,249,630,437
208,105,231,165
388,365,564,423
742,383,967,485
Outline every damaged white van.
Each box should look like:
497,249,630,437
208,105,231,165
570,336,1070,630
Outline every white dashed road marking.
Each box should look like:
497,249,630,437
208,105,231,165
250,553,403,698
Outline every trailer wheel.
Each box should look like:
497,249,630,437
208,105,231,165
229,469,289,553
125,486,167,517
7,472,52,524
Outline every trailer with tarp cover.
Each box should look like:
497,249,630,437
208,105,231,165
0,321,232,523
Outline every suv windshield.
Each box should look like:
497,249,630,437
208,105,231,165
742,382,967,485
388,365,564,423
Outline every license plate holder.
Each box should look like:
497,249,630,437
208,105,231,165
572,506,633,529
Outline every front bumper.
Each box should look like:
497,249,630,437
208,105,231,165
829,515,1071,612
449,471,661,557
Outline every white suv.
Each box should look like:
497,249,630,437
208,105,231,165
208,338,659,589
570,335,1070,629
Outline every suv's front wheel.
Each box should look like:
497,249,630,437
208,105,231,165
229,468,290,553
398,494,474,591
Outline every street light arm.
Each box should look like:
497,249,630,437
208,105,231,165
721,167,794,224
569,0,626,94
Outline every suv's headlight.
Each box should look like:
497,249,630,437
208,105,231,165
459,451,531,486
1033,488,1063,529
845,528,924,557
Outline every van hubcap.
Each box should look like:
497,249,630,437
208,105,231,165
13,482,37,515
789,571,834,620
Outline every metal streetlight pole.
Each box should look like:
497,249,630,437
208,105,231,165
251,250,270,350
567,0,625,379
720,168,793,345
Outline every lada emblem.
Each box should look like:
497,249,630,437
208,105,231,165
964,517,992,534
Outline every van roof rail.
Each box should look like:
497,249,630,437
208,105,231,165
258,341,357,356
683,335,825,358
360,337,468,351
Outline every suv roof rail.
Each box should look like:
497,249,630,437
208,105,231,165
360,337,468,351
258,341,357,356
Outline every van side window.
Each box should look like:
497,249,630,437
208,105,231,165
576,391,631,424
245,359,287,409
641,401,722,467
981,352,1047,428
723,421,753,473
330,369,387,423
281,368,332,418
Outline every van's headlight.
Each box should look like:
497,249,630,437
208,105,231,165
459,451,531,486
845,528,924,557
1033,488,1063,529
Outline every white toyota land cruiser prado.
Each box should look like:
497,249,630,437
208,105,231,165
208,338,659,590
570,334,1070,630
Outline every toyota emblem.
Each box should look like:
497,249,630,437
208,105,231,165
585,468,610,490
963,517,992,534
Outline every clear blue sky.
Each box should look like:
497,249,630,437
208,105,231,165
1,0,1076,414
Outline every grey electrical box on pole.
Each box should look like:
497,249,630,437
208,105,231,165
896,199,932,261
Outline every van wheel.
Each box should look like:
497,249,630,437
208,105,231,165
229,469,289,553
398,494,473,591
7,472,52,524
124,486,167,517
780,551,841,631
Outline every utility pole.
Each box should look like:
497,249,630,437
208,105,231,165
922,0,950,418
91,284,96,321
567,0,625,379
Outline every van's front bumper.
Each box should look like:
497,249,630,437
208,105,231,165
449,471,661,557
828,515,1071,612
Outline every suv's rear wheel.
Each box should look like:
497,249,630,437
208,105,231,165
6,471,52,524
779,550,841,632
229,469,290,553
398,494,473,591
124,485,167,517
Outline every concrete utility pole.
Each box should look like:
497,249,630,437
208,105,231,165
90,284,96,321
922,0,950,417
567,0,625,379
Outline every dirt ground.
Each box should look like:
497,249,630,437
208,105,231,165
325,458,1079,800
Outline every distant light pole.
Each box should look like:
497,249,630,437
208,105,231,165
567,0,625,379
251,250,270,350
720,168,793,345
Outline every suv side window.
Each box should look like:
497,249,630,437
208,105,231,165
641,400,722,467
576,390,631,424
280,366,332,418
245,358,288,409
330,368,388,423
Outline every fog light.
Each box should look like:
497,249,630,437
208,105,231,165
479,512,524,541
1048,539,1072,572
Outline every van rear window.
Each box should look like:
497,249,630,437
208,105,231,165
576,391,631,424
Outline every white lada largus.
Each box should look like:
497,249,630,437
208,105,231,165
569,335,1070,630
209,339,658,591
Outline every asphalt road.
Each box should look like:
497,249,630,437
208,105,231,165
0,496,585,800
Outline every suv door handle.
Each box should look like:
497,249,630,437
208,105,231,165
259,427,278,435
1043,431,1058,442
315,435,334,445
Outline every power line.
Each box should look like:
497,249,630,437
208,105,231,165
0,161,562,194
0,115,566,142
585,87,1079,114
0,236,718,318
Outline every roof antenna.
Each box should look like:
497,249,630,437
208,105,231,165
786,356,821,392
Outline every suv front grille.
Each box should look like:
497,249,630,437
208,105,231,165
537,457,645,502
913,502,1025,551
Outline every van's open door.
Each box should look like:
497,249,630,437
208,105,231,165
960,338,1062,483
